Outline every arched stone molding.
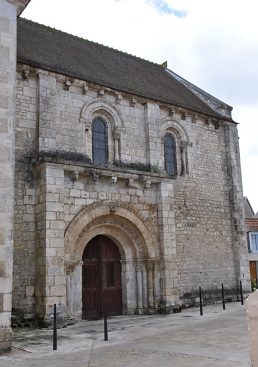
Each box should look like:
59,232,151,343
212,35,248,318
79,99,125,162
64,201,159,317
159,117,188,143
65,201,158,262
160,117,190,176
80,99,125,128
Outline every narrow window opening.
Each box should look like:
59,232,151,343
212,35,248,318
164,134,177,176
92,117,108,164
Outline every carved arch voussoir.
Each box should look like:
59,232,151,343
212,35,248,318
80,99,125,128
159,117,189,144
64,201,158,262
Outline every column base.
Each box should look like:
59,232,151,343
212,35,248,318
158,300,182,314
35,312,68,328
0,327,12,355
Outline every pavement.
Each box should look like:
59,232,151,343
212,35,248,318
0,302,251,367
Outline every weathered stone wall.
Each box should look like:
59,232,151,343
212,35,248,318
13,66,249,320
174,122,237,299
13,72,37,319
0,0,29,353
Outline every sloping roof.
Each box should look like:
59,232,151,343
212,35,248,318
244,197,255,218
167,69,233,119
17,1,31,16
246,218,258,232
17,18,232,121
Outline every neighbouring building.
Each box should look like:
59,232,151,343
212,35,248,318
245,198,258,287
0,0,250,352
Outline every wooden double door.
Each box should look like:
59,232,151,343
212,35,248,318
82,235,122,320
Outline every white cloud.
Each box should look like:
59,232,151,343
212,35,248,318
22,0,258,211
146,0,187,16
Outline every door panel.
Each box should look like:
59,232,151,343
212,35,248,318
82,235,122,320
249,261,257,283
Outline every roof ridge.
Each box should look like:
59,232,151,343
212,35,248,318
20,17,163,69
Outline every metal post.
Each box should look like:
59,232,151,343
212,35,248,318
221,283,226,310
236,285,239,302
240,280,244,305
53,303,57,350
104,309,108,341
199,286,203,316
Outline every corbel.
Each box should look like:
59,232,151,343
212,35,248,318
111,176,117,184
168,108,175,117
130,97,137,107
64,78,74,91
214,120,220,130
71,171,80,181
192,114,197,123
140,175,151,189
115,91,123,104
91,171,100,183
22,68,30,80
181,111,186,121
82,82,89,95
98,89,105,97
145,179,152,189
127,178,137,188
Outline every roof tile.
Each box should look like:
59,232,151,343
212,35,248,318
17,18,231,120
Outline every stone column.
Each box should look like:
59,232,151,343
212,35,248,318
35,163,66,325
135,263,143,313
246,290,258,366
113,128,121,162
146,260,155,310
142,264,148,310
65,261,81,318
0,0,30,353
157,181,179,312
65,268,72,317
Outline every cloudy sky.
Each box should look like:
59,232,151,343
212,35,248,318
22,0,258,212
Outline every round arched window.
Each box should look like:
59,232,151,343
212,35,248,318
164,134,177,176
92,117,108,164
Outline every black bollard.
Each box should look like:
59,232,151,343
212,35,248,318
103,309,108,341
199,286,203,316
221,283,226,310
240,280,244,305
53,303,57,350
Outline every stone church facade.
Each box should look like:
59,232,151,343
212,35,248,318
0,0,249,352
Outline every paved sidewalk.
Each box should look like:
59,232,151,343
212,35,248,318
0,303,251,366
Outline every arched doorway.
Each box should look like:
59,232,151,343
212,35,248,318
82,235,122,320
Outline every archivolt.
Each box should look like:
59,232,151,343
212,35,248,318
159,117,189,144
79,99,124,128
64,201,158,262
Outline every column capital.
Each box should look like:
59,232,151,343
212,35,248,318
145,259,156,271
65,260,83,274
